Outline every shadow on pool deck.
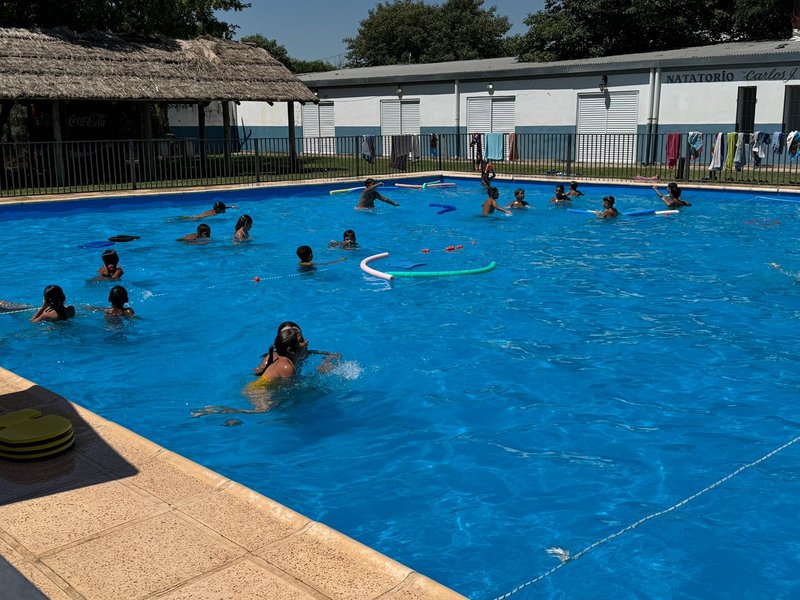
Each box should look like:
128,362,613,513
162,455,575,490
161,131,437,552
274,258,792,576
0,367,466,600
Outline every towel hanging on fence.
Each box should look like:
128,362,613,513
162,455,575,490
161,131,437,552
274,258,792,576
485,133,505,160
772,131,785,155
734,133,749,171
752,132,769,167
666,132,681,168
361,135,376,164
708,132,724,171
469,133,483,170
788,131,799,160
391,135,414,170
687,131,703,159
724,132,738,169
508,133,519,161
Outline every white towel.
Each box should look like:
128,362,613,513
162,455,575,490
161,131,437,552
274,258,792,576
709,132,723,171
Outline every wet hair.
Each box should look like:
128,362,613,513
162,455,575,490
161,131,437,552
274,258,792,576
670,186,682,199
555,185,565,193
570,181,579,190
213,201,226,213
272,327,303,363
235,214,253,231
667,182,678,189
296,245,313,262
43,285,69,320
101,249,119,267
365,178,374,187
262,321,305,366
343,229,356,242
196,223,211,238
514,188,525,198
603,195,615,206
108,285,129,310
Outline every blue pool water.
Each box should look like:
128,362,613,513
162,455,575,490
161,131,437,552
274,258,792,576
1,179,800,599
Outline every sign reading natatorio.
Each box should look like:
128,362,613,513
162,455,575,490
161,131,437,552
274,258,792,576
665,67,800,84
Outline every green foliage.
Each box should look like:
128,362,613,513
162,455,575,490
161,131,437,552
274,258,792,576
240,34,336,73
344,0,512,67
517,0,793,62
0,0,249,39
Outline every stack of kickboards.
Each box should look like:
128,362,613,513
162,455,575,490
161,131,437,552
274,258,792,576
0,409,75,460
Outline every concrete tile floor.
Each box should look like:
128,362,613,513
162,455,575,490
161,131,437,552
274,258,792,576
0,367,466,600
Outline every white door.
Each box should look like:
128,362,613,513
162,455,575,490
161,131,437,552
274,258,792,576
576,92,638,163
302,102,335,154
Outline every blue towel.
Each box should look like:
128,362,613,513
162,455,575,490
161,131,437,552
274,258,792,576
485,133,504,160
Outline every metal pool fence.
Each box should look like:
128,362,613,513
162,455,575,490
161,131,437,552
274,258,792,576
2,132,799,197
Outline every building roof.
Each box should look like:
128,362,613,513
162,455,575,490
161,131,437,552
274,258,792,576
0,27,316,103
300,38,800,87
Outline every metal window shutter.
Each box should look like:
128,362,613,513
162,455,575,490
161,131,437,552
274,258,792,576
400,100,420,135
381,100,402,136
576,92,638,163
301,103,320,137
606,92,638,135
319,102,335,137
491,97,515,133
467,97,492,133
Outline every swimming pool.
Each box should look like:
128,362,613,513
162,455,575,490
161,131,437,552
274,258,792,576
1,179,800,599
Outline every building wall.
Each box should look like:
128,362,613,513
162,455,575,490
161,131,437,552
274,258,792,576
166,62,800,139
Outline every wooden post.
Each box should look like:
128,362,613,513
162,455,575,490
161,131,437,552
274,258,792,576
198,101,208,178
141,102,153,140
287,102,298,173
51,100,65,187
222,100,231,176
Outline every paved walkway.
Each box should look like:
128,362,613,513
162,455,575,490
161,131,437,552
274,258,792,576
0,367,466,600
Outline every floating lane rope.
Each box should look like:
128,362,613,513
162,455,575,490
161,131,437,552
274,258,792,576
492,431,800,600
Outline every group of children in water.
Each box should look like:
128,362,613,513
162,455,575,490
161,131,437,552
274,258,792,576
481,179,691,218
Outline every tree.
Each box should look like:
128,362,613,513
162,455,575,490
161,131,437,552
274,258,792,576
240,34,336,73
516,0,792,63
0,0,249,39
344,0,512,67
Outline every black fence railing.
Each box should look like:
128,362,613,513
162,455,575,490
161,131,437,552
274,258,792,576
2,132,799,197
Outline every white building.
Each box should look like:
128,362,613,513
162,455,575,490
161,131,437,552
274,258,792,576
168,38,800,160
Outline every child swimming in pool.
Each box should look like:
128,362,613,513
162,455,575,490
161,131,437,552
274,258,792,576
296,245,347,269
329,229,358,249
85,285,135,318
192,323,340,416
98,249,123,279
30,285,75,323
551,184,572,205
185,201,238,220
178,223,211,242
357,179,398,209
506,188,530,209
482,187,511,216
234,214,253,241
567,181,584,197
596,195,619,219
253,321,340,377
653,183,691,208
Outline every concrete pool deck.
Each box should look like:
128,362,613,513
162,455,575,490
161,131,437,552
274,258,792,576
0,367,466,600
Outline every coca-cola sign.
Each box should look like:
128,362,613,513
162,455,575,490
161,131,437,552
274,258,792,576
67,113,107,128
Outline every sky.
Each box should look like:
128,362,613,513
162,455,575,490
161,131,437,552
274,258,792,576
220,0,547,63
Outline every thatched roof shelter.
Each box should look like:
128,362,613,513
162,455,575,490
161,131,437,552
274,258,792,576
0,27,316,103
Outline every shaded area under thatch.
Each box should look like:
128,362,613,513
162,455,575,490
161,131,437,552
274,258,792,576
0,27,316,103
